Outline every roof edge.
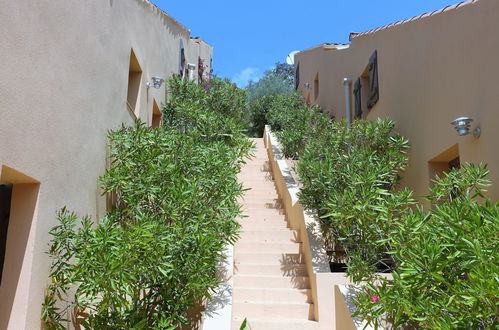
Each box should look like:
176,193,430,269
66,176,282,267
298,43,350,54
136,0,191,36
350,0,479,40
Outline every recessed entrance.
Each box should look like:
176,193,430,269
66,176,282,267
152,99,162,128
428,144,460,184
0,165,39,329
126,49,142,118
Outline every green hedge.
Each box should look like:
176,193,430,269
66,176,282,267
355,164,498,328
297,118,412,281
261,92,498,327
42,77,252,329
250,92,329,158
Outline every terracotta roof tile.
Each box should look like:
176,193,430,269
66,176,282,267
350,0,479,40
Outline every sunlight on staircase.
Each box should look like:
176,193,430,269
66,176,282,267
232,138,318,330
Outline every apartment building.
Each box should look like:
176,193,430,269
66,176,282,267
295,0,499,201
0,1,212,328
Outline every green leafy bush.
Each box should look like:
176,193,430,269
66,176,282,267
42,77,252,328
263,93,329,158
246,62,295,108
297,119,412,281
355,164,499,329
163,76,251,153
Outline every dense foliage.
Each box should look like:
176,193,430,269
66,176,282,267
263,90,498,327
42,77,252,329
253,92,329,158
297,119,412,281
246,62,296,136
355,164,499,329
246,62,295,106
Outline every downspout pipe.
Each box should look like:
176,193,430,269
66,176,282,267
343,78,352,127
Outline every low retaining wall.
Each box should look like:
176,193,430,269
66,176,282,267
263,126,367,330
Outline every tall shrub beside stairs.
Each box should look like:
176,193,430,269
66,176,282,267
297,118,412,282
355,164,499,329
42,77,253,329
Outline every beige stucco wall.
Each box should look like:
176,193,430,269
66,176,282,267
0,1,212,329
296,0,499,202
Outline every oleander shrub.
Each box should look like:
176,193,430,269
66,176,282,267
297,119,412,281
42,77,252,329
248,95,274,137
263,92,329,158
163,76,251,154
355,164,499,329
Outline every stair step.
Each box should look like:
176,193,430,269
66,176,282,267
233,287,312,303
232,302,313,319
238,219,289,230
238,214,286,221
233,275,310,289
232,317,318,330
235,242,299,254
238,230,300,243
240,208,285,216
241,201,282,209
234,263,308,276
239,224,289,232
234,252,305,264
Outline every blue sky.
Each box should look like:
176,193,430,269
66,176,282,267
153,0,461,87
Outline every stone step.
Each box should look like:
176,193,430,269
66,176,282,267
236,242,299,254
233,287,311,303
234,263,308,277
234,252,305,265
240,194,280,201
232,317,318,330
238,215,287,222
238,213,286,221
240,208,285,216
232,302,313,319
240,201,282,209
239,223,289,231
237,230,299,243
233,275,310,289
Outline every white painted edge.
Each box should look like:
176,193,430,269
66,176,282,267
202,244,234,330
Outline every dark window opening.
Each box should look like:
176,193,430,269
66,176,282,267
353,78,362,119
449,157,461,171
198,57,205,83
179,40,186,77
0,183,12,285
428,144,461,199
367,50,379,109
295,62,300,90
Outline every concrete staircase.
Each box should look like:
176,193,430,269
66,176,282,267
232,138,318,330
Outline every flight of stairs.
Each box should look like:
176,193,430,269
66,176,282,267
231,138,318,330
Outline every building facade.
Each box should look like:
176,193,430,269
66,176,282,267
0,0,212,328
295,0,499,201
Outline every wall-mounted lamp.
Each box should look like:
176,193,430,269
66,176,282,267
304,82,311,89
451,116,481,138
146,76,164,89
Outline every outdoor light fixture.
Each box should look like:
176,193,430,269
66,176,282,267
304,82,311,89
451,116,481,138
147,76,164,89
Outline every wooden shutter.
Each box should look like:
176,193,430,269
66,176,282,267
353,78,362,119
198,57,204,82
179,40,185,77
367,50,379,109
0,183,13,284
295,62,300,90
